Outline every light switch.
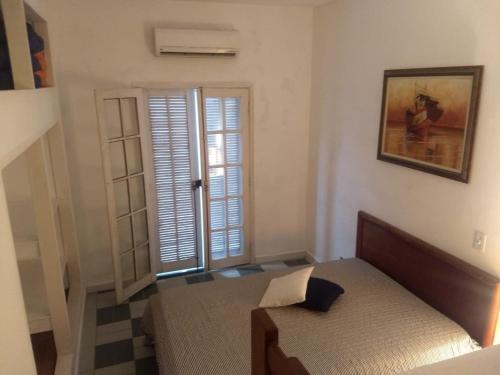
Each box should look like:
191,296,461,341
472,230,487,253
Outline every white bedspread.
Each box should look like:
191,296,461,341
404,345,500,374
143,258,479,375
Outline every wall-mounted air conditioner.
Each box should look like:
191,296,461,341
154,28,240,56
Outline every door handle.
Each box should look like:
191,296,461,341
191,179,203,191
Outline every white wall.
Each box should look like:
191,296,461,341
49,0,313,286
309,0,500,276
3,155,37,240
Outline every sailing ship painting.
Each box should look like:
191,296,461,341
378,66,483,182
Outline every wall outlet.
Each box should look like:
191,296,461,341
472,230,487,253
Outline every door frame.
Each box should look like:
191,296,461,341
136,82,255,271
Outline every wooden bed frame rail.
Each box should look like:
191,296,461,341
251,308,310,375
251,210,500,374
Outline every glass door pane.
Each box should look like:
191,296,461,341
202,88,250,269
97,90,155,303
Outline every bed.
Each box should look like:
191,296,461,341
143,211,500,375
402,344,500,375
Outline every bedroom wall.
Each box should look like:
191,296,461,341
49,0,313,287
3,155,37,240
308,0,500,276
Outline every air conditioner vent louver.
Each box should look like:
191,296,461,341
155,28,240,57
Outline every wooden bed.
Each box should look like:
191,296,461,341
251,211,500,375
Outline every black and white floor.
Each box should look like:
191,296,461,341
78,258,311,375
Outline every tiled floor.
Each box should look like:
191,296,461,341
79,259,310,375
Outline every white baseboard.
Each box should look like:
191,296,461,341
254,250,309,264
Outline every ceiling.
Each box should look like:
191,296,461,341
173,0,333,7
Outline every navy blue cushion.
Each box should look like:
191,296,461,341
0,48,40,71
0,47,9,70
0,23,44,52
0,70,13,90
296,277,344,312
31,55,41,71
26,23,44,53
0,21,6,45
34,73,42,88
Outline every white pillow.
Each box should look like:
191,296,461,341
259,266,314,308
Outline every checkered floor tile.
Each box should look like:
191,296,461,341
78,258,310,374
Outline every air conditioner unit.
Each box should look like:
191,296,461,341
154,28,240,56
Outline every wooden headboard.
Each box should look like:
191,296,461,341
356,211,500,347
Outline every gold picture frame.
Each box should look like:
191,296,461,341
377,66,483,182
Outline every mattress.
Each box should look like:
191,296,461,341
143,258,479,375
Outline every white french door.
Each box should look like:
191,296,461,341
146,87,251,272
97,87,251,289
96,89,157,303
201,88,251,269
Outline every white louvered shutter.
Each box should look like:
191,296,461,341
148,91,200,272
202,88,250,269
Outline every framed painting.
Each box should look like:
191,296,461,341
377,66,483,182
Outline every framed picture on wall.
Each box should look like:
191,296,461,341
377,66,483,183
